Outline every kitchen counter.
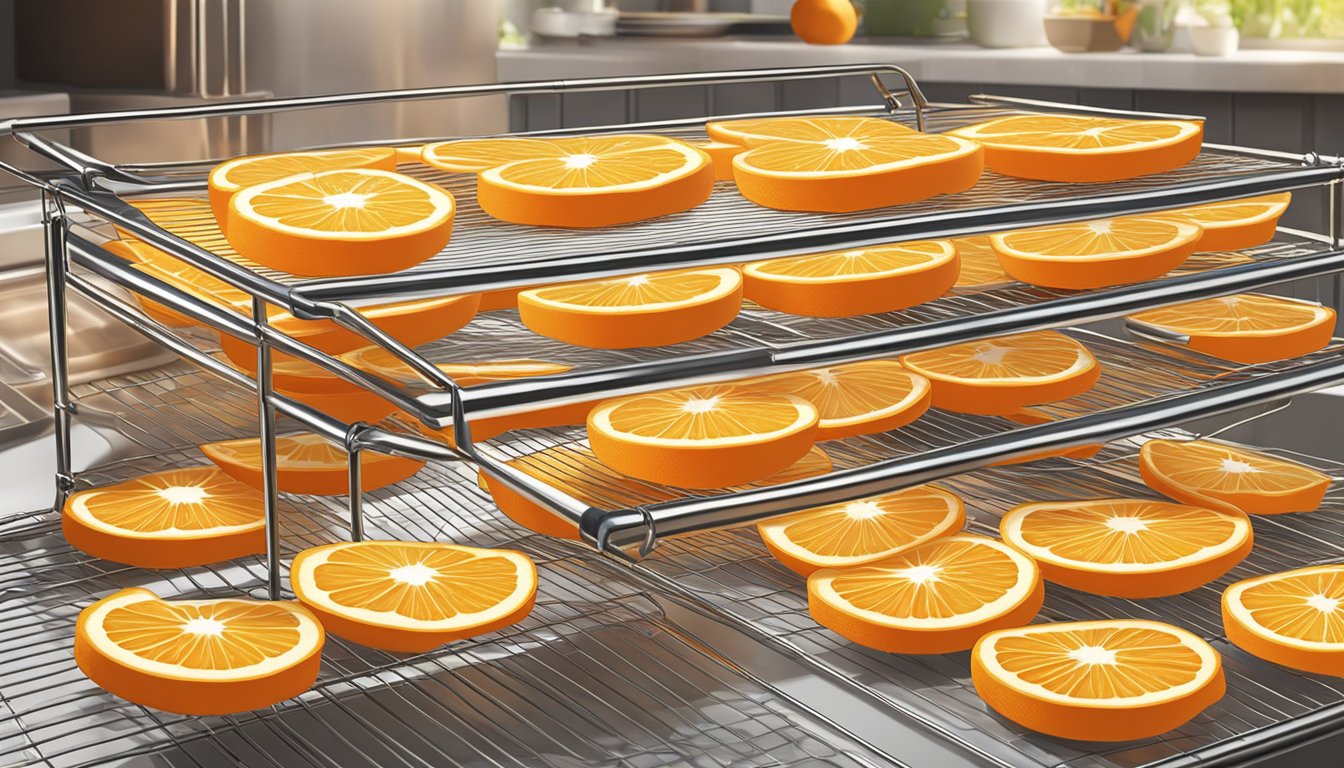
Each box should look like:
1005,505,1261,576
499,37,1344,95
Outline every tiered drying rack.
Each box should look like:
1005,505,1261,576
6,64,1344,767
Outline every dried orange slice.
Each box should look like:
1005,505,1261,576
995,409,1104,465
742,239,959,317
280,388,400,425
451,135,713,228
949,114,1203,182
898,331,1100,415
1168,192,1291,252
951,236,1011,289
972,620,1225,742
342,346,571,387
290,541,536,653
1139,438,1330,515
989,216,1202,289
588,384,819,488
200,432,425,496
1126,293,1335,364
1000,498,1253,597
228,168,454,276
759,484,964,575
693,140,748,181
208,147,398,229
75,588,324,715
808,533,1043,654
518,267,742,348
481,445,833,539
750,360,932,440
1223,564,1344,676
729,126,982,212
705,115,917,147
219,293,480,369
109,239,250,328
62,467,263,568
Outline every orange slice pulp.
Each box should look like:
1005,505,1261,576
1139,438,1330,515
807,533,1043,654
1126,293,1335,364
742,239,959,317
898,331,1101,415
1000,498,1253,597
948,114,1203,182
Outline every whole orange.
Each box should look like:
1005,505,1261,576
790,0,858,44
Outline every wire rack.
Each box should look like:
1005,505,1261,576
0,387,892,768
631,429,1344,768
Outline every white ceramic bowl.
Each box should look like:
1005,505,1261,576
1189,25,1239,56
968,0,1049,48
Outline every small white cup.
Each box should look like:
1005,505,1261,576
968,0,1049,48
1189,25,1239,56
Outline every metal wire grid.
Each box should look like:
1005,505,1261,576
467,330,1344,515
102,106,1304,291
0,452,888,767
626,430,1344,768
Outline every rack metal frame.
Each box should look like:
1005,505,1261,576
6,64,1344,598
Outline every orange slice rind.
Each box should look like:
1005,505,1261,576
1223,564,1344,676
1126,293,1335,364
898,331,1101,415
200,432,425,496
62,467,264,568
949,114,1204,182
75,588,324,715
742,239,959,317
989,216,1203,289
518,267,743,348
808,533,1043,654
972,619,1225,741
291,541,536,653
1000,498,1253,597
759,484,965,575
1139,438,1330,515
749,360,932,440
228,168,455,277
588,384,819,488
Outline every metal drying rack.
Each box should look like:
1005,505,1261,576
4,64,1344,601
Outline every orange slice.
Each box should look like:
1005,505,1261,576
420,398,604,448
218,293,480,369
972,620,1225,741
279,388,400,425
480,445,833,540
749,360,932,440
1168,192,1291,252
807,533,1043,654
705,115,917,147
200,432,425,496
62,467,263,568
995,409,1105,465
999,498,1253,597
75,588,324,715
989,216,1203,289
290,541,536,653
342,346,572,387
588,384,819,488
741,239,959,317
729,126,983,213
693,140,748,181
456,135,714,227
948,114,1204,182
1126,293,1335,364
421,137,587,173
1139,438,1330,515
951,235,1011,289
759,484,965,575
518,267,742,348
208,147,398,229
478,285,531,312
898,331,1100,415
228,168,455,277
1223,564,1344,676
108,239,251,328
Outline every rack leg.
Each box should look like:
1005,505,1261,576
348,446,365,542
42,194,74,508
1332,182,1341,321
253,299,283,600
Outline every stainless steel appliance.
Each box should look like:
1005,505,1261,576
3,64,1344,767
